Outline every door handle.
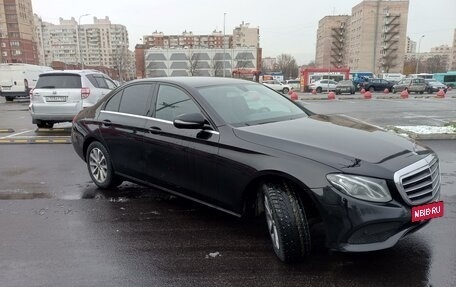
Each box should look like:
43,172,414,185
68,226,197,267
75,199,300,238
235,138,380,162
101,119,112,127
149,126,162,134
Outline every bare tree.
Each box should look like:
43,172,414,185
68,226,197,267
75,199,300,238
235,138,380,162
210,58,224,77
187,50,200,76
426,55,448,73
276,54,299,80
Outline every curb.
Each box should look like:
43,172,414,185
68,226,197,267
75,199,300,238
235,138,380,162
0,137,71,144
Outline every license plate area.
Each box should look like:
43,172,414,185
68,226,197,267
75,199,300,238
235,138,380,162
46,96,67,102
411,201,444,222
2,87,11,90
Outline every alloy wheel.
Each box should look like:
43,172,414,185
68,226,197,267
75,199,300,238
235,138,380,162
264,195,280,250
89,148,108,183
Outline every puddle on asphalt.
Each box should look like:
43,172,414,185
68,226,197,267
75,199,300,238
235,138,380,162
0,189,51,200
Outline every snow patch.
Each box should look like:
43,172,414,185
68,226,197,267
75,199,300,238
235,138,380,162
395,125,456,134
205,252,221,259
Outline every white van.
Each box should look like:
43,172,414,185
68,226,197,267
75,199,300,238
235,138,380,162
0,63,53,101
382,73,405,83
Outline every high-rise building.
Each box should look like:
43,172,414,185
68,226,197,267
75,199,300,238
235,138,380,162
34,16,131,78
315,15,350,68
405,36,416,53
0,0,38,64
451,29,456,70
348,0,409,74
315,0,409,74
233,21,259,48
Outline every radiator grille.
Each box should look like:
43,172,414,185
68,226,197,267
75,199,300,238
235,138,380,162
394,155,440,206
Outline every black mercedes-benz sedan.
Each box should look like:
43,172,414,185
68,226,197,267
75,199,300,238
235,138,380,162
72,77,442,263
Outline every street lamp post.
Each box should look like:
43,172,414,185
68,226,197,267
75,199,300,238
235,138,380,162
78,14,90,69
223,12,226,77
415,35,425,74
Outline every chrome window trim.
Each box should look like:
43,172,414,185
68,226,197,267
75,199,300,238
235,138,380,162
394,154,440,206
100,110,220,134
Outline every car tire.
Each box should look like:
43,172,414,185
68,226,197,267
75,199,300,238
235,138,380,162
316,87,322,93
282,88,289,94
37,122,54,129
369,87,374,92
262,181,311,263
392,88,396,94
427,88,432,94
86,141,123,189
419,91,424,94
5,96,14,102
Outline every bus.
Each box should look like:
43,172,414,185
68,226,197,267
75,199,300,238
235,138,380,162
432,71,456,88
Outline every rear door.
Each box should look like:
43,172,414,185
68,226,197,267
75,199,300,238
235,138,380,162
98,83,154,179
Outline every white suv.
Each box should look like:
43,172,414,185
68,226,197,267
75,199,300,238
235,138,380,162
29,70,117,128
262,80,292,94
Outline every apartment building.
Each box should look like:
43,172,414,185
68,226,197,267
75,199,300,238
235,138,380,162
34,16,133,79
315,15,350,68
143,30,232,49
405,36,416,53
315,0,409,74
451,29,456,70
0,0,38,64
405,44,453,71
233,21,259,48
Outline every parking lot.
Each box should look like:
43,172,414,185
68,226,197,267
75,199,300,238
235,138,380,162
1,94,455,286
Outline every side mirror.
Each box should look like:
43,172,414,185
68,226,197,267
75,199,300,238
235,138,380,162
173,112,206,129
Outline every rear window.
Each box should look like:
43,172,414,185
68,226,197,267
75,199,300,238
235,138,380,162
36,74,82,89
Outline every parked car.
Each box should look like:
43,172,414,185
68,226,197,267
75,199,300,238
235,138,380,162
309,79,338,93
72,77,441,263
335,80,356,95
361,78,394,92
425,79,447,94
392,78,426,94
262,80,291,94
286,79,301,91
29,70,117,128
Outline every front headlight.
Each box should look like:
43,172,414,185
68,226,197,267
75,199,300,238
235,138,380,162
326,174,392,203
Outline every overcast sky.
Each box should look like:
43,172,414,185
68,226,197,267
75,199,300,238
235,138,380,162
32,0,455,65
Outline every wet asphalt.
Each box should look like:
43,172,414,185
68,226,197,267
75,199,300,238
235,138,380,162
1,96,456,286
0,140,455,287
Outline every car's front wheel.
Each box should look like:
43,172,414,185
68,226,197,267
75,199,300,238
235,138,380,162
5,96,14,102
282,88,289,94
316,87,322,93
86,141,123,189
262,181,311,263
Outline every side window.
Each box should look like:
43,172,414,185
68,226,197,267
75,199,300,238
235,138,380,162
118,84,152,116
105,78,117,89
93,76,109,89
104,90,123,112
155,85,200,122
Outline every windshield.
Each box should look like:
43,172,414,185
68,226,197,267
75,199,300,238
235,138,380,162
36,74,82,89
197,83,307,126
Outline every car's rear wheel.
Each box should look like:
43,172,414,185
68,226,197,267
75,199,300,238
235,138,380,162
262,181,311,263
369,87,374,92
5,96,14,102
316,87,322,93
282,88,289,94
37,122,54,129
86,141,123,189
392,87,396,94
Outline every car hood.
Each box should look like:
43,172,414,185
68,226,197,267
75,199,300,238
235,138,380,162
233,114,429,174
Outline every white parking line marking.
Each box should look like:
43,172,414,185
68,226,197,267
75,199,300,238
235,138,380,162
2,130,34,139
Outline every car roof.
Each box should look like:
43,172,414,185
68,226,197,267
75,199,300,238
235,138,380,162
128,77,254,88
40,70,106,76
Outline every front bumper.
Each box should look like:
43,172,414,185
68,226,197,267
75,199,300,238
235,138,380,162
310,185,439,252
